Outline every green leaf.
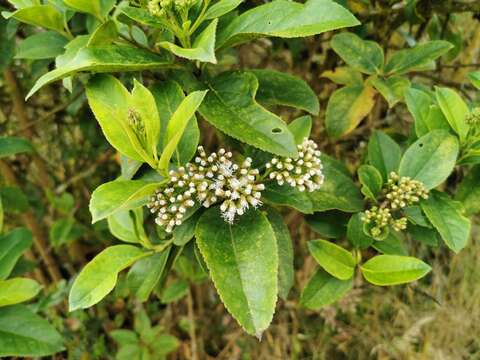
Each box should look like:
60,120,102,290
152,80,199,166
0,15,16,72
331,32,384,75
435,87,469,142
160,19,217,63
288,115,312,144
326,85,376,138
158,90,207,172
347,213,374,249
120,6,166,28
69,245,148,310
217,0,359,49
403,206,431,227
195,207,278,337
3,5,64,33
306,211,349,239
205,0,243,19
130,79,161,159
15,31,68,59
384,40,453,75
64,0,102,19
467,71,480,90
172,210,201,246
160,279,189,304
372,232,407,255
367,131,401,182
300,268,352,310
263,182,314,213
0,186,29,213
110,329,138,345
49,218,83,247
321,66,364,86
358,164,383,200
455,166,480,216
370,76,410,108
127,249,170,302
107,209,143,243
87,19,118,47
249,69,319,115
0,278,41,306
266,207,294,300
408,225,439,247
0,228,32,280
421,191,470,253
0,136,33,158
307,239,356,280
27,46,172,99
89,180,162,223
0,305,64,356
199,71,297,157
398,130,459,189
360,255,431,286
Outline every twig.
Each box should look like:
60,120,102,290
187,287,198,360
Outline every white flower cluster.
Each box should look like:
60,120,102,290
148,146,264,232
266,138,324,192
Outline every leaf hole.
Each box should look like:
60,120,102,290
271,128,282,134
419,143,423,148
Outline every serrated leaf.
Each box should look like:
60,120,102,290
0,278,41,306
199,71,297,157
250,69,319,115
159,19,217,63
69,245,148,310
308,239,356,280
361,255,431,286
331,32,384,74
300,268,352,310
326,84,376,138
0,228,32,280
90,180,163,223
27,46,172,98
367,131,401,182
384,40,453,75
195,207,278,337
399,130,459,190
421,191,470,253
0,305,64,356
217,0,359,49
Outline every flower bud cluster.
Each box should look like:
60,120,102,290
148,0,196,17
362,172,429,237
265,138,324,192
148,146,264,232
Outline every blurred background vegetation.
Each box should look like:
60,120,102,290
1,0,479,358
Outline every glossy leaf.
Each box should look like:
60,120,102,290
288,115,312,144
87,19,118,46
455,166,480,216
158,90,207,172
69,245,148,310
0,278,41,306
326,85,376,138
217,0,359,49
306,211,349,239
266,207,294,300
435,87,469,142
308,239,356,280
127,249,170,302
250,69,319,115
90,180,162,223
120,6,166,28
361,255,431,286
195,207,278,337
15,31,68,59
205,0,243,19
321,67,363,86
160,19,217,63
347,213,374,249
372,232,407,256
27,46,172,99
0,228,32,280
199,71,297,157
367,131,401,181
331,32,384,74
421,191,470,253
0,305,64,356
300,269,352,310
107,209,143,243
384,40,453,75
467,71,480,89
0,136,33,158
64,0,102,19
399,130,459,189
358,164,383,200
3,5,64,33
370,75,410,108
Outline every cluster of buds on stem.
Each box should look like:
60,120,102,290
362,172,429,238
148,0,197,18
265,138,324,192
466,107,480,138
148,146,264,232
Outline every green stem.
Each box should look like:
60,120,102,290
189,0,210,35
